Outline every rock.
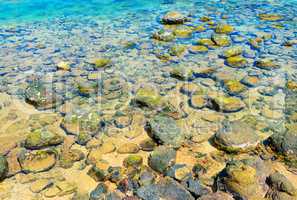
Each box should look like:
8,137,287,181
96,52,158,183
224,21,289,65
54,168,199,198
77,81,98,96
56,181,77,196
24,128,64,149
241,75,260,87
173,26,193,38
268,129,297,158
6,148,22,176
44,186,61,198
166,164,191,181
134,86,164,109
161,11,187,24
169,45,187,56
136,177,195,200
217,160,263,200
266,172,297,199
211,34,231,47
146,115,184,148
197,192,234,200
169,66,194,81
148,146,176,174
139,170,155,186
19,150,57,173
189,45,208,54
180,83,204,96
0,155,8,181
213,119,261,152
215,24,234,34
87,162,109,182
61,110,102,136
196,38,216,48
258,13,283,21
113,113,132,129
59,149,85,168
221,46,243,58
57,61,71,71
118,178,140,193
88,58,111,69
190,95,206,109
117,143,140,154
255,58,279,70
223,80,246,95
87,142,116,165
139,138,156,151
90,183,108,200
207,96,245,113
25,79,62,110
152,30,175,42
108,166,124,183
30,179,53,193
123,155,143,168
181,176,210,198
226,56,247,68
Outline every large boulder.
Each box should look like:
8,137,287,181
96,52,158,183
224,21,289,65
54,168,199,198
136,177,195,200
146,115,185,148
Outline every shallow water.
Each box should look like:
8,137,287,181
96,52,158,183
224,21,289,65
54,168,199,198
1,0,297,199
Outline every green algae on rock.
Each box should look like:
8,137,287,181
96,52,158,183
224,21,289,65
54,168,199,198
215,24,234,34
152,29,175,42
123,155,143,168
88,58,111,69
133,86,165,109
24,128,64,149
221,46,243,58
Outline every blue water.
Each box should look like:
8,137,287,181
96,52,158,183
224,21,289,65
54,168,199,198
1,0,295,25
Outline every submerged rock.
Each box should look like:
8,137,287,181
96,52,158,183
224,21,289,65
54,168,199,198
226,56,247,68
148,146,176,174
197,192,234,200
88,58,112,69
90,183,108,200
146,115,184,148
211,34,231,47
133,86,165,109
136,177,195,200
24,128,64,149
221,46,243,58
217,160,264,199
266,172,297,200
0,155,8,181
19,149,57,173
161,11,187,24
25,79,62,110
207,96,245,113
152,30,175,42
215,24,234,34
213,119,261,153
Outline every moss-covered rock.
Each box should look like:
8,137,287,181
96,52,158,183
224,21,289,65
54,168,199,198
173,26,193,38
88,58,111,69
123,155,143,168
258,13,283,21
169,44,187,56
226,56,247,68
223,80,247,95
134,86,165,109
189,45,208,54
215,24,234,34
24,128,64,149
221,46,243,58
211,34,231,47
